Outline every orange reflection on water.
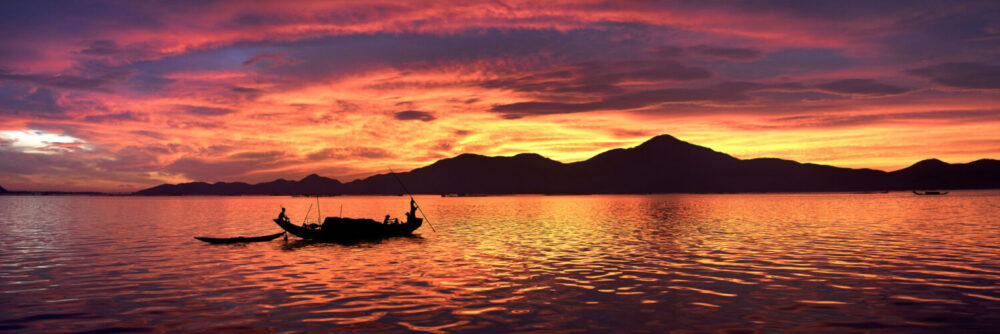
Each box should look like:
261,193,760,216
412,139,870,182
2,192,1000,332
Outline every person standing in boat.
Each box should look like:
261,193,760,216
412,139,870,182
406,198,417,223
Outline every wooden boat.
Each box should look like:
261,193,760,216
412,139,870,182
195,231,285,244
913,190,949,195
274,215,422,241
279,171,433,241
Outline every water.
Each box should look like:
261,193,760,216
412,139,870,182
2,192,1000,332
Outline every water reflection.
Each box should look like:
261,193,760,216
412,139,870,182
1,192,1000,332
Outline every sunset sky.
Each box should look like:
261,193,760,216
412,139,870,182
1,1,999,192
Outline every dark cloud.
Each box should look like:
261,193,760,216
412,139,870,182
166,120,224,129
176,105,237,116
241,52,301,67
394,110,436,121
231,86,262,94
306,147,393,160
78,40,159,66
688,45,762,61
0,69,132,92
718,48,854,81
229,150,284,160
907,62,1000,89
97,146,163,172
652,45,762,61
80,40,122,56
130,130,168,140
769,109,1000,128
653,46,685,58
164,150,291,181
814,79,909,96
82,111,146,123
0,86,66,118
481,60,712,96
491,82,759,118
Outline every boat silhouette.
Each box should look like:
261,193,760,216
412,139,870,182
913,190,949,195
195,231,286,244
274,215,421,241
274,199,423,241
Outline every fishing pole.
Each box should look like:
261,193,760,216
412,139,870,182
301,203,313,225
389,168,436,232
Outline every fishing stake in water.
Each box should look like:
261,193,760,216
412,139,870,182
389,167,436,232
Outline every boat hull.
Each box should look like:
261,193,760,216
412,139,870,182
195,231,286,244
913,190,949,195
274,216,422,241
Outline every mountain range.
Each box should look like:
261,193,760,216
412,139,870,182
133,134,1000,195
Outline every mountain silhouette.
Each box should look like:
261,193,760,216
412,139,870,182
134,134,1000,195
0,185,6,193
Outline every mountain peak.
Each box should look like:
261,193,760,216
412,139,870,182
513,152,554,161
0,185,6,193
915,158,946,165
636,134,682,148
300,173,323,182
907,158,949,169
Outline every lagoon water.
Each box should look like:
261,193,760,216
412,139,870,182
2,192,1000,332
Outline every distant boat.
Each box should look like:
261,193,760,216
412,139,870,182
913,190,949,195
195,232,285,244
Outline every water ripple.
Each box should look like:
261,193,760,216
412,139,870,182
1,193,1000,332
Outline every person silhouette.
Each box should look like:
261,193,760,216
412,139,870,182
407,199,417,222
277,207,289,222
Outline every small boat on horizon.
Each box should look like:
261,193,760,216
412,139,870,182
913,190,949,195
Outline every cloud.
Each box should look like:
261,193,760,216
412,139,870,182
97,146,163,172
80,40,123,56
653,46,685,58
814,79,909,96
0,129,90,154
907,62,1000,89
688,45,762,61
82,111,145,123
78,40,160,66
491,82,759,118
481,60,712,96
241,52,302,67
0,69,131,92
767,109,1000,128
129,130,168,140
306,147,394,160
394,110,436,121
164,150,291,181
176,105,237,116
0,86,66,118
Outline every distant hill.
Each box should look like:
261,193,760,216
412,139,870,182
134,134,1000,195
0,185,6,193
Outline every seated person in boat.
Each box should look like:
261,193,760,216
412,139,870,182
277,207,289,222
